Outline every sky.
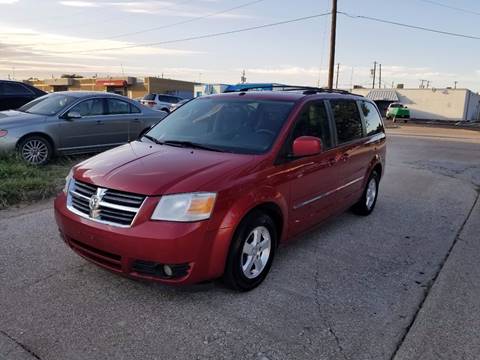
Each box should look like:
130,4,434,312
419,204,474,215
0,0,479,90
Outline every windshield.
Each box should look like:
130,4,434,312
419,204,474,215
145,97,294,155
19,94,77,115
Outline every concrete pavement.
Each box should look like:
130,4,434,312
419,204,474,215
1,126,479,360
394,194,480,360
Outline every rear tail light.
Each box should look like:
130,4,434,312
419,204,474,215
0,130,7,137
147,101,157,107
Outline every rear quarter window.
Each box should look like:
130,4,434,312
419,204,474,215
130,103,141,113
330,99,363,144
360,101,384,136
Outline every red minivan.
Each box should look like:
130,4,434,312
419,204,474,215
54,87,386,291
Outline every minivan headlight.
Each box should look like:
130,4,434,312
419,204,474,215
63,168,74,194
151,192,216,222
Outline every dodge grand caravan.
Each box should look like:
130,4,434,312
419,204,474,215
54,87,386,291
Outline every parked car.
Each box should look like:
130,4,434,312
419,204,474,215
54,88,386,291
0,92,167,165
0,80,46,111
141,93,183,112
169,98,190,112
386,102,410,121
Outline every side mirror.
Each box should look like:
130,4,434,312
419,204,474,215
65,111,81,120
292,136,323,157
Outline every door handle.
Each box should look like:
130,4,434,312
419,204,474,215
328,158,336,166
132,118,140,123
96,120,104,125
340,153,349,162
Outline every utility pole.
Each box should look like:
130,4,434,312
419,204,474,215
372,61,377,89
378,63,382,89
241,70,247,84
349,66,354,90
454,81,458,89
335,63,340,89
327,0,337,89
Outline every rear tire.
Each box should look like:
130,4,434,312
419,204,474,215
223,210,277,291
18,135,53,165
352,171,380,216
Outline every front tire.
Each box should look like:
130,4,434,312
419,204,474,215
223,211,277,291
352,171,380,216
18,135,53,165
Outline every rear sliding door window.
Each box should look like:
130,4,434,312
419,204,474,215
360,101,384,136
330,100,363,144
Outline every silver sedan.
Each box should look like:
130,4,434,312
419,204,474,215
0,92,167,164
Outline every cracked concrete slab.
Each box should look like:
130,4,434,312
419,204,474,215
0,331,40,360
393,195,480,360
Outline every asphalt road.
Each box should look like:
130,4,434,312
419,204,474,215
1,126,479,360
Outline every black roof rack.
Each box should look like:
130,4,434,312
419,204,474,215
224,84,352,95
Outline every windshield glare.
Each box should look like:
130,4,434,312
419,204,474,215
19,94,77,115
145,97,295,154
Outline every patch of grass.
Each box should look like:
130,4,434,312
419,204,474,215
0,153,85,209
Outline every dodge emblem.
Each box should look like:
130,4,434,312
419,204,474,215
89,188,106,219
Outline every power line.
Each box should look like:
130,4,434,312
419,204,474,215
58,12,332,54
9,0,197,47
53,0,197,33
417,0,480,16
102,0,266,41
13,0,265,50
339,11,480,40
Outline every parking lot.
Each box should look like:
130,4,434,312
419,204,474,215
1,125,479,360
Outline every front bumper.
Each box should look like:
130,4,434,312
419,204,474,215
54,193,233,285
0,135,18,153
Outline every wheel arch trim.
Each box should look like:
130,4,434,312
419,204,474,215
16,132,56,152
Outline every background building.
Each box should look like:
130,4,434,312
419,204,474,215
194,83,230,97
27,76,197,99
353,88,480,122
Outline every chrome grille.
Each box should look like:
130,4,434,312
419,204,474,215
67,180,146,227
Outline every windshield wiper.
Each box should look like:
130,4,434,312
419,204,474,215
142,134,163,145
163,140,225,153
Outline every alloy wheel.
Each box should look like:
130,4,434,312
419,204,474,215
241,226,271,279
22,139,49,165
366,178,377,210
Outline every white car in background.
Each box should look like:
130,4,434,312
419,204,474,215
141,93,183,113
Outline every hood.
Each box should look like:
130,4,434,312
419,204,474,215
0,110,45,127
74,141,257,195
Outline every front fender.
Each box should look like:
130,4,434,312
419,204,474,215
204,185,289,279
